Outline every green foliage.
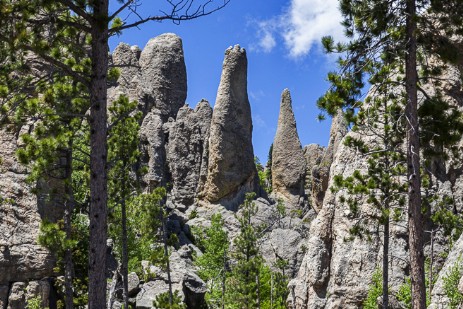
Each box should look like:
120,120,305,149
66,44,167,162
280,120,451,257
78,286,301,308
255,156,271,193
363,269,383,309
188,209,198,220
194,214,229,308
396,277,412,309
26,296,48,309
442,255,463,308
396,274,431,308
431,196,463,244
38,213,89,307
226,192,264,309
122,188,167,275
258,264,288,309
153,290,186,309
265,144,273,192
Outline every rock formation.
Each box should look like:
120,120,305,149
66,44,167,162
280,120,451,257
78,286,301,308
303,144,324,209
4,30,463,309
0,125,57,285
291,65,463,308
306,111,347,212
138,33,187,119
271,89,306,206
203,45,257,208
166,100,213,207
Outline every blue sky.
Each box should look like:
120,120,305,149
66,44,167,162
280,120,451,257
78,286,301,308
109,0,345,163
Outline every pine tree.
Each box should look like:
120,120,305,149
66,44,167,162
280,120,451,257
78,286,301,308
107,94,142,309
331,88,408,308
227,192,263,309
194,213,230,308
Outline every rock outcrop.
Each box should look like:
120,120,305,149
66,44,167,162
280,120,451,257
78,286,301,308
136,248,207,309
429,228,463,308
203,45,257,208
290,129,410,309
110,33,188,190
138,33,187,119
167,100,213,207
292,65,463,307
271,89,306,206
0,126,57,285
303,144,324,209
309,111,347,212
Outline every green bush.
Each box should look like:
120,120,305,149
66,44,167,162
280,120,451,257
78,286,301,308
153,290,186,309
26,296,49,309
443,255,463,308
363,269,383,309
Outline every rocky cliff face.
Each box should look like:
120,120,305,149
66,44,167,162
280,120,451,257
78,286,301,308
0,124,60,307
166,100,213,208
291,64,463,308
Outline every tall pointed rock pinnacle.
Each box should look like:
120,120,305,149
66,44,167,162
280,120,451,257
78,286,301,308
272,89,306,202
203,45,257,208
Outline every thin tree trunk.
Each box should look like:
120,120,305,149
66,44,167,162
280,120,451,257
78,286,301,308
429,229,434,297
222,249,226,309
64,148,75,309
271,272,274,309
122,199,129,309
405,0,426,307
382,218,389,309
161,208,173,306
256,274,261,309
88,1,109,307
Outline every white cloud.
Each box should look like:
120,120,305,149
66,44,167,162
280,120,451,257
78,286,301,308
252,0,344,58
251,20,278,53
283,0,344,57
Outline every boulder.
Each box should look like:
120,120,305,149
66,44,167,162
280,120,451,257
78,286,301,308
271,89,306,207
128,272,141,298
203,45,257,209
429,233,463,307
137,249,206,309
6,282,25,309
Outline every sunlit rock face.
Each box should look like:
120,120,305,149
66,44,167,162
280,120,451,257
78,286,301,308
271,88,306,208
203,45,257,209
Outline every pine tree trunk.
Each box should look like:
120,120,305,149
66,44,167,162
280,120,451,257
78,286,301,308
88,1,109,307
405,0,426,307
64,148,75,309
382,218,389,309
122,200,129,309
222,250,226,309
161,208,173,306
